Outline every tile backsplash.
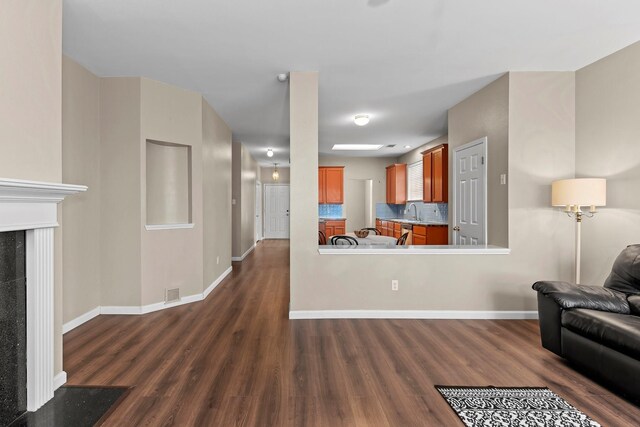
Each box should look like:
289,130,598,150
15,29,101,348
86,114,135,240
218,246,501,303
319,204,343,218
376,201,448,223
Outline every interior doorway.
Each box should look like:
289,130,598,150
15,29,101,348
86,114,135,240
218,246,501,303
263,184,290,239
255,181,262,242
452,137,487,245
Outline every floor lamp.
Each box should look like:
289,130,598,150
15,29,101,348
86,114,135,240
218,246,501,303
551,178,606,285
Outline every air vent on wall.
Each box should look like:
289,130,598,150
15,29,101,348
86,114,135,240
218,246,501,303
165,288,180,303
386,144,396,148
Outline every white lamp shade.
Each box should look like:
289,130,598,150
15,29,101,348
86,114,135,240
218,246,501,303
551,178,606,207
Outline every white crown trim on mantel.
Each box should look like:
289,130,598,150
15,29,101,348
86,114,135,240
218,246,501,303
0,178,86,411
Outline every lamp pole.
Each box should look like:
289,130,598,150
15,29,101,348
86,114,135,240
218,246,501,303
575,211,582,285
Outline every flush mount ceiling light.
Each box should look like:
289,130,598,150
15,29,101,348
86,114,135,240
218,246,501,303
353,114,370,126
404,145,411,149
277,73,289,82
266,148,274,157
332,144,383,151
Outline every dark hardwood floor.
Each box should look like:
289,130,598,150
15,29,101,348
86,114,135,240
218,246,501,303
64,240,640,426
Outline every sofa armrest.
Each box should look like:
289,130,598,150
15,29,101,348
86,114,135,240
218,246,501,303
532,281,630,314
536,293,563,355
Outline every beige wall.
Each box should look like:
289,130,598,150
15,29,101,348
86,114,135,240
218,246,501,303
290,71,575,313
260,166,290,184
232,142,259,257
62,56,102,322
449,75,510,247
63,62,235,315
100,77,143,306
140,78,204,305
1,0,65,376
0,1,62,182
576,41,640,285
202,99,233,287
399,135,449,165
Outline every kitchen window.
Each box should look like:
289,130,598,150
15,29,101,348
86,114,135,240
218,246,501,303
407,160,423,201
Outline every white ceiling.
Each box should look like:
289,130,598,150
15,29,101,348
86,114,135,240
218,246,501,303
63,0,640,166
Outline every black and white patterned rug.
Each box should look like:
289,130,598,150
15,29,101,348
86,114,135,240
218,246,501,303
436,386,600,427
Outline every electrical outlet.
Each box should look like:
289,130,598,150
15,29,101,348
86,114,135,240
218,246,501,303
500,174,507,185
391,280,399,291
216,256,220,265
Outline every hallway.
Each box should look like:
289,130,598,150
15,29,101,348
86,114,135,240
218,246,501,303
64,240,640,426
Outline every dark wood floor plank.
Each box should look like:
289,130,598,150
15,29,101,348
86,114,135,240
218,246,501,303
63,240,640,426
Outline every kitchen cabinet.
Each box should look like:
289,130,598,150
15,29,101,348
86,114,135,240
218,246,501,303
412,224,448,245
386,164,407,204
426,225,448,245
325,219,346,237
379,220,391,237
318,166,344,204
393,222,402,239
422,144,448,203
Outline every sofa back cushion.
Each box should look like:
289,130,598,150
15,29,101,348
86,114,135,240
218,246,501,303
604,244,640,295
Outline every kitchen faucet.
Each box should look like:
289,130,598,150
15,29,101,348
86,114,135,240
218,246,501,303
406,203,419,221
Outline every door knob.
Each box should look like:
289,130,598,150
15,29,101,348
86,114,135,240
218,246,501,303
453,226,460,231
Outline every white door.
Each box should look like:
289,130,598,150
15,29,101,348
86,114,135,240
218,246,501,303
453,138,487,245
264,184,290,239
255,181,262,242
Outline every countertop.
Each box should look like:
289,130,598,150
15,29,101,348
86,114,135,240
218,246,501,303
319,217,346,221
376,218,448,226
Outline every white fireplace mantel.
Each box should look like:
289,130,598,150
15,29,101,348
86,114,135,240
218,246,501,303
0,178,87,233
0,177,87,411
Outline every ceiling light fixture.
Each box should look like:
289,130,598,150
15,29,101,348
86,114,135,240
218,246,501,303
354,114,370,126
404,145,411,149
277,73,289,82
332,144,383,151
267,148,274,157
272,163,280,181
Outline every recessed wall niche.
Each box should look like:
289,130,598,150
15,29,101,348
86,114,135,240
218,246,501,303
146,140,192,226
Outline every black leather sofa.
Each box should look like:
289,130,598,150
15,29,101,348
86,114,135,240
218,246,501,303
533,244,640,401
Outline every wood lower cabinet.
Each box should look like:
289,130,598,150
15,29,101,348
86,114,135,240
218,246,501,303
393,222,402,239
378,220,390,237
325,220,346,237
411,224,448,245
319,221,326,243
319,167,344,204
426,225,448,245
386,164,407,204
422,144,448,203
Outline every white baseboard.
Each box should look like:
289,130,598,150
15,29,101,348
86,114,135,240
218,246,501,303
62,306,101,334
231,243,256,261
288,310,538,320
53,371,67,390
204,266,233,299
63,266,234,334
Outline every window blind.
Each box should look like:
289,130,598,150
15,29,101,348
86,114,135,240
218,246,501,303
407,160,423,201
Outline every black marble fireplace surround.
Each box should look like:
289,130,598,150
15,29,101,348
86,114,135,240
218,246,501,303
0,231,27,426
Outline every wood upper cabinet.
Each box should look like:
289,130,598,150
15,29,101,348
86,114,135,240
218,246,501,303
318,168,326,204
386,164,407,204
423,144,448,203
318,167,344,204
